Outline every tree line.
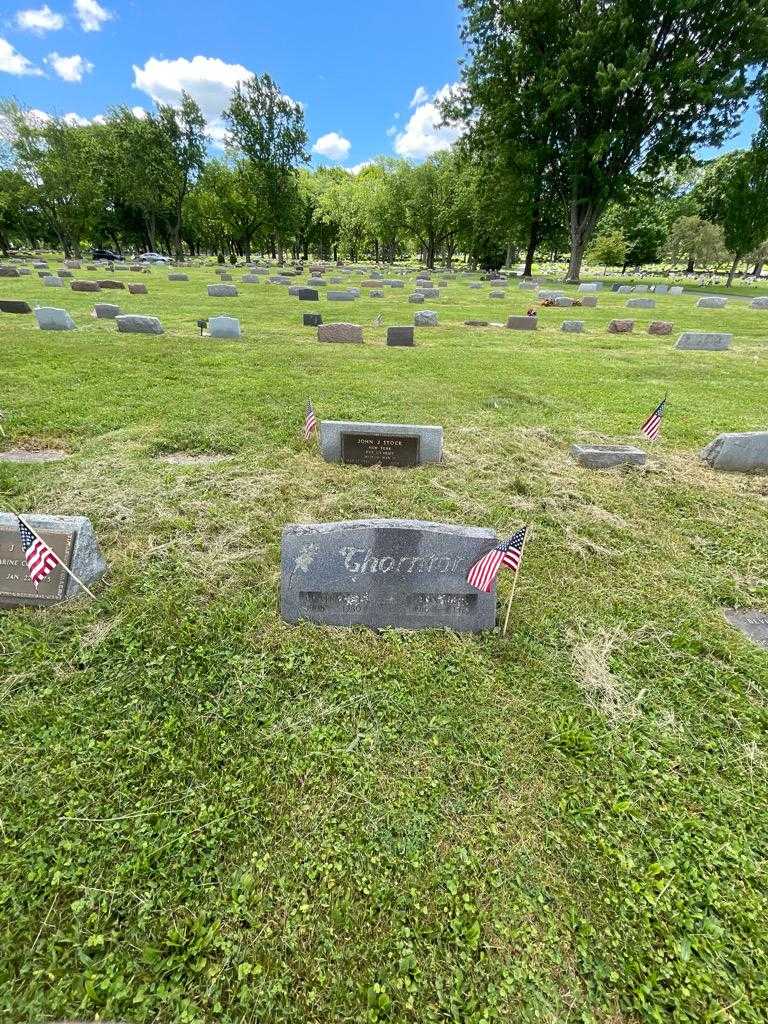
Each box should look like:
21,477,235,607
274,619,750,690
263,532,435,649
1,0,767,282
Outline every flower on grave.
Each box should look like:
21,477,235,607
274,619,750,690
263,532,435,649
526,308,538,317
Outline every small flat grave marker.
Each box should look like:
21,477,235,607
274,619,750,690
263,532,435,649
320,421,442,466
724,609,768,651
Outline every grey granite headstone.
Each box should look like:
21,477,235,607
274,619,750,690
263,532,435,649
242,274,261,284
93,303,121,319
297,288,319,301
128,283,148,295
43,276,64,287
98,280,125,290
116,315,164,335
207,284,238,297
506,316,537,331
570,444,647,469
385,280,404,288
700,431,768,473
669,286,684,295
580,296,598,307
489,290,506,299
34,307,75,331
723,609,768,651
328,291,356,301
414,310,438,326
71,281,100,292
578,283,599,292
208,315,241,339
627,298,655,308
697,296,727,308
561,320,584,333
0,299,32,314
280,518,498,632
168,273,189,281
303,313,322,327
320,421,442,466
653,284,669,294
386,326,414,347
0,512,106,607
676,332,731,350
408,294,425,303
750,297,768,309
0,266,20,277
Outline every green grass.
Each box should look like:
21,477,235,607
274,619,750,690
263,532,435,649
1,262,768,1023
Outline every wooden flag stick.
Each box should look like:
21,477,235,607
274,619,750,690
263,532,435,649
13,509,98,600
502,526,531,637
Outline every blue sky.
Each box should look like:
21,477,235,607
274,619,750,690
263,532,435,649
0,0,758,166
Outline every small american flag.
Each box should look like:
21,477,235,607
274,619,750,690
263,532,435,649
641,397,666,441
467,527,527,593
304,400,317,440
17,517,60,589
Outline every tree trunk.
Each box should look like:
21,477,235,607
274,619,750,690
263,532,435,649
726,252,740,287
686,257,694,273
753,260,764,278
565,201,599,283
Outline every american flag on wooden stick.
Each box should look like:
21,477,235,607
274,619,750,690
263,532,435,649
304,400,317,440
17,517,61,589
467,527,528,593
641,396,666,441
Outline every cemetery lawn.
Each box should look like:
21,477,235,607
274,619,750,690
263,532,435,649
2,267,768,1024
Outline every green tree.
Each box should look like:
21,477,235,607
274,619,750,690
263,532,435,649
0,168,35,255
454,0,768,282
665,215,727,271
587,230,629,273
154,93,207,259
224,74,308,264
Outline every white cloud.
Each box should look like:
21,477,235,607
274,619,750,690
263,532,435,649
62,110,90,125
132,54,259,145
131,105,148,119
46,51,93,82
92,113,106,124
26,107,52,125
0,36,43,75
386,125,397,138
347,161,373,175
73,0,110,31
394,83,465,159
15,5,65,33
312,131,351,161
409,86,429,108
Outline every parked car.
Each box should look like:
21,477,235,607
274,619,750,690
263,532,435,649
136,251,173,264
92,248,125,261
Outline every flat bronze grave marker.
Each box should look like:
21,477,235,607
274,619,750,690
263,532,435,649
341,432,420,467
0,525,74,607
724,609,768,651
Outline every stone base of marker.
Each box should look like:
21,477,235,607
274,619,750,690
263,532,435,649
0,299,32,314
571,443,647,469
318,323,363,344
386,326,414,347
561,320,584,333
208,315,241,339
0,513,106,608
34,307,75,331
280,519,497,632
116,315,164,335
697,297,727,308
465,320,489,327
608,319,634,334
320,421,442,466
700,431,768,473
648,321,673,335
303,313,322,327
506,316,537,331
676,332,731,350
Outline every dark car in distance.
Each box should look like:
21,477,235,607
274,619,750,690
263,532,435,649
92,248,125,261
